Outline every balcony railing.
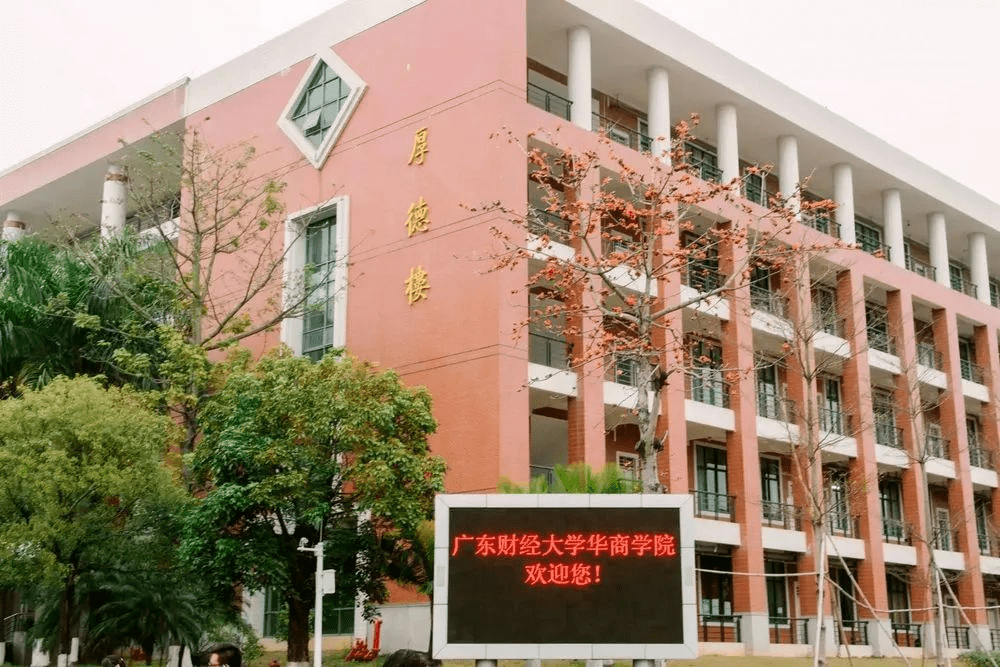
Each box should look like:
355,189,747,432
698,614,741,642
874,417,903,449
608,356,640,387
762,501,801,530
769,618,809,645
971,445,993,470
946,625,970,649
960,358,985,383
925,431,949,459
935,528,959,552
826,511,859,538
867,328,895,354
757,391,794,422
906,256,937,281
528,208,572,244
529,332,568,369
526,82,571,120
743,182,777,209
688,158,723,184
891,623,922,648
991,627,1000,651
836,620,868,645
979,530,994,557
688,372,730,408
750,285,786,317
952,275,978,298
684,263,724,293
802,210,839,238
813,309,845,337
691,489,735,521
861,242,892,261
916,342,941,369
818,406,847,436
882,518,910,544
591,113,651,152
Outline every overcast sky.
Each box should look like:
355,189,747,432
2,1,998,204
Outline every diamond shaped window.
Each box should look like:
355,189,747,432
279,50,366,168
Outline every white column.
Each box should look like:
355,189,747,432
2,212,27,242
832,163,855,245
716,103,739,185
100,164,128,239
881,189,905,268
928,212,949,287
969,231,989,304
777,135,799,218
647,66,671,162
567,26,592,131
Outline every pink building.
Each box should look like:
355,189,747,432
4,0,1000,658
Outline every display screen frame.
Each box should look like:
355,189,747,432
431,494,696,660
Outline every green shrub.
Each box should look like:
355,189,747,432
959,650,1000,667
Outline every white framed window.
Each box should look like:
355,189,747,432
283,197,349,359
278,50,367,169
616,451,638,481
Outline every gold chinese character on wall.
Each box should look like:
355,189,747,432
405,266,430,304
408,127,428,165
406,197,430,236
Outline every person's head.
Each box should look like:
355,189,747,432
101,656,126,667
204,643,241,667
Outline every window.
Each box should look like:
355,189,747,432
866,302,891,353
756,359,783,420
685,143,721,183
936,507,952,550
826,470,851,534
696,444,729,515
872,388,899,448
263,587,284,637
959,338,978,382
950,262,975,297
765,560,789,622
879,478,904,542
278,51,367,168
855,218,885,257
887,573,910,625
698,554,733,617
991,279,1000,308
812,284,839,336
690,339,726,407
977,500,991,555
818,377,844,435
617,451,638,487
284,199,349,358
743,170,768,206
750,265,783,316
760,457,783,524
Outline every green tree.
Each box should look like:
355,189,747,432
0,377,183,662
179,350,445,667
499,462,638,493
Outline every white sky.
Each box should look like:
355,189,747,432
2,1,998,204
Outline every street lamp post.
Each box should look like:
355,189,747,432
297,540,326,667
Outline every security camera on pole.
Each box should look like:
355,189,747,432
297,539,336,667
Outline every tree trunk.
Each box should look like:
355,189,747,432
57,574,75,665
286,595,311,666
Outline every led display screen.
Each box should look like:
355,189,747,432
445,505,683,644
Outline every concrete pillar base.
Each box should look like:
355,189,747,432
739,613,770,654
865,618,894,657
971,624,992,652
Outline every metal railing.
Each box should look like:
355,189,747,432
813,309,845,337
860,241,892,261
688,158,723,184
925,431,949,459
688,372,730,408
818,407,847,436
684,263,724,292
691,490,736,521
906,256,937,281
991,627,1000,650
960,357,985,383
935,528,960,552
892,623,922,648
757,393,795,423
827,511,859,538
591,113,651,152
698,614,741,642
802,210,839,238
979,530,993,557
882,518,910,544
769,618,809,645
526,83,571,120
608,356,640,387
867,328,895,354
529,332,568,369
762,501,801,530
528,208,572,244
917,342,941,369
970,445,994,470
836,620,869,645
951,275,978,298
946,625,970,649
874,417,903,449
750,285,787,317
743,182,777,208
